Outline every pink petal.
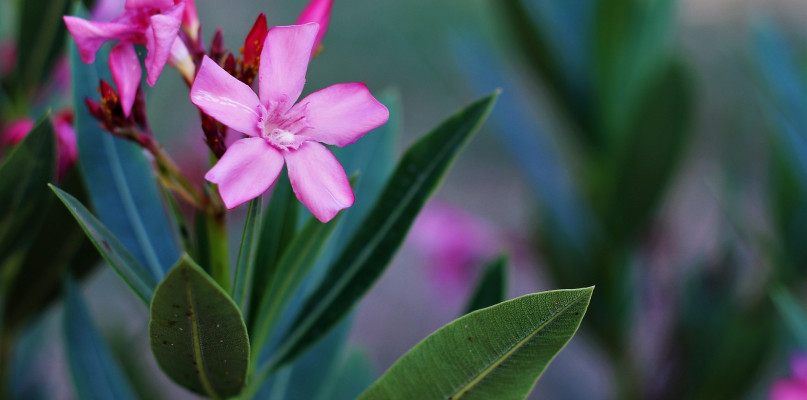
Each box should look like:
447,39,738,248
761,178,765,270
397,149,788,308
90,0,125,21
144,2,183,86
175,0,199,35
53,111,78,180
258,23,318,111
295,83,389,147
205,138,285,209
125,0,172,10
109,43,142,116
63,16,140,64
190,56,262,136
1,118,35,146
770,379,807,400
295,0,332,53
284,141,353,222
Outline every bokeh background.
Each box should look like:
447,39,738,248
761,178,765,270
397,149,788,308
2,0,807,398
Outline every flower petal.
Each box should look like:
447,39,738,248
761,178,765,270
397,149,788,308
63,16,140,64
144,2,183,86
125,0,173,10
295,83,389,146
295,0,332,53
284,141,353,222
205,138,285,209
190,56,262,136
109,43,142,116
258,23,318,111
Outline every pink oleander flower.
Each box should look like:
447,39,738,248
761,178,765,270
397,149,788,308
190,23,388,222
1,112,78,181
409,201,499,302
174,0,199,40
771,353,807,400
296,0,332,55
64,0,186,116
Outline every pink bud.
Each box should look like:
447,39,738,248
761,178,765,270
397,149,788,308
295,0,332,54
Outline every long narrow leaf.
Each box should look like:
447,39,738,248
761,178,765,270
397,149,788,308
232,197,262,309
463,255,508,315
50,185,156,303
359,287,594,400
63,278,138,400
257,91,498,378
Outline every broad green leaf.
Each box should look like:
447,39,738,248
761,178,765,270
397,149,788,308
149,254,249,399
4,171,98,329
249,214,342,357
359,287,593,400
63,278,138,400
50,185,156,304
14,0,70,98
0,115,55,261
232,197,262,309
247,172,298,330
463,255,508,315
69,9,180,279
261,91,498,375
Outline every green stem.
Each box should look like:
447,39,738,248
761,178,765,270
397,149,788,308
207,211,230,292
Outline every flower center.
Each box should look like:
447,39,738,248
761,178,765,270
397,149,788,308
269,128,297,150
257,102,309,151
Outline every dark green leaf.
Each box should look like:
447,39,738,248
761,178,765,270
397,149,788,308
463,255,508,315
358,287,594,400
63,278,138,400
232,197,262,309
771,286,807,347
247,172,298,330
50,184,156,304
69,11,180,279
0,115,55,261
262,91,498,374
14,0,71,97
149,254,249,398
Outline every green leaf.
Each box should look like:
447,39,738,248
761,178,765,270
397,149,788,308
232,197,262,309
149,254,249,399
14,0,71,98
50,185,156,304
263,91,498,374
247,172,298,330
63,278,138,400
69,9,180,279
0,115,55,261
771,286,807,348
463,255,508,315
249,213,343,357
358,287,593,400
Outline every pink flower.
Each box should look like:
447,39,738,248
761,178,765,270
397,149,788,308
1,118,35,147
63,0,186,116
295,0,332,54
771,353,807,400
409,201,499,301
174,0,199,40
190,23,388,222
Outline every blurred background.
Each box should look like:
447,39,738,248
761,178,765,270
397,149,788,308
2,0,807,398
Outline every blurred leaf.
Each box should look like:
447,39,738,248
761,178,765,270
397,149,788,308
50,185,156,304
0,114,54,261
13,0,70,98
63,278,138,400
463,255,508,315
249,213,342,357
69,9,180,279
258,92,498,376
4,171,98,329
328,348,376,400
771,286,807,347
232,197,262,309
358,287,594,400
247,172,298,330
149,254,249,398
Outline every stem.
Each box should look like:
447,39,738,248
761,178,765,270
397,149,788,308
206,210,230,292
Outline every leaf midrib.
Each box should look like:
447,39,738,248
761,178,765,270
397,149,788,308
450,290,588,399
184,268,222,400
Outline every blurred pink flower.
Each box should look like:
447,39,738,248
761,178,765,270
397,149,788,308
190,23,388,222
409,201,500,300
1,112,77,181
1,118,35,147
64,0,186,116
771,353,807,400
174,0,199,40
